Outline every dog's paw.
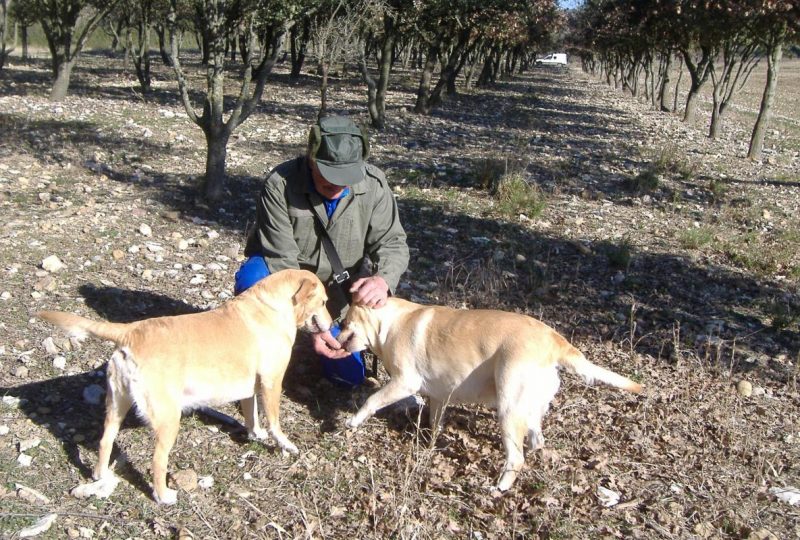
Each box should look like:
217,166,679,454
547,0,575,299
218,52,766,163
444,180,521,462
270,431,299,455
248,427,269,441
154,487,178,505
279,440,299,455
496,470,518,492
71,475,120,500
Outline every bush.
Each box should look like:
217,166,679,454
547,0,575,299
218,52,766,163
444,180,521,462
606,236,633,270
493,173,546,219
473,158,507,191
625,169,660,193
679,227,715,249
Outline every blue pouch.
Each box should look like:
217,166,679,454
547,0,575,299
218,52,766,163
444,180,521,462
321,325,366,387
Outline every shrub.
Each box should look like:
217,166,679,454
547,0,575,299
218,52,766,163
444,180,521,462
625,169,660,193
606,236,633,270
679,227,715,249
493,173,546,219
473,158,507,191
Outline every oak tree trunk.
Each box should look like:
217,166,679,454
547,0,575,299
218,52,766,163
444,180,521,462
748,36,783,160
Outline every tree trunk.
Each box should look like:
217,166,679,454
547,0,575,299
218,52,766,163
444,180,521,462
477,47,499,87
0,0,9,70
21,24,28,59
659,52,672,112
290,16,309,79
133,25,151,94
50,59,76,101
155,24,172,67
681,47,712,124
414,39,440,114
202,128,230,202
319,62,329,117
709,98,722,139
110,18,124,52
672,55,683,113
748,36,783,160
360,54,379,128
372,14,395,129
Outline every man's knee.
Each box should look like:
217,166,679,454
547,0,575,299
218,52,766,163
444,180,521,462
234,256,270,295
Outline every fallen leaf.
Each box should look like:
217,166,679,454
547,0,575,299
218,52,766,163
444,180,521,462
18,513,57,538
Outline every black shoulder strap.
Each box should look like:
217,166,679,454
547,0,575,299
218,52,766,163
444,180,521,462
306,195,352,303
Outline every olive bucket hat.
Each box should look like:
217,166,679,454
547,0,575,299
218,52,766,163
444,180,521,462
308,115,370,186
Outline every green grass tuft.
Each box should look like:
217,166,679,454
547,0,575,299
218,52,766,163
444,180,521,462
492,173,546,219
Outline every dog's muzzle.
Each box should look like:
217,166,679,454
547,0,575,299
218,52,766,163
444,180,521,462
311,314,330,334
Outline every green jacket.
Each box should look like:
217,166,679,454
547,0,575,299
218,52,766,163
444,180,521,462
244,156,409,319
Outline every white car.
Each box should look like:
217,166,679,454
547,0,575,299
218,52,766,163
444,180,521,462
535,53,567,67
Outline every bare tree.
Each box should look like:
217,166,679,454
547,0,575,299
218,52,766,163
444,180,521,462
167,0,288,203
309,0,383,118
707,30,760,139
0,0,13,70
16,0,121,100
748,6,797,160
9,0,36,60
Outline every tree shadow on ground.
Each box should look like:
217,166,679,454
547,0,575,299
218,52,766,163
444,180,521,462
0,369,273,501
0,370,153,496
77,284,202,322
0,112,169,166
395,194,799,382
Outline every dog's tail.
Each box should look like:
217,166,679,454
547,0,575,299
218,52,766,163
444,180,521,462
558,347,642,394
36,311,131,345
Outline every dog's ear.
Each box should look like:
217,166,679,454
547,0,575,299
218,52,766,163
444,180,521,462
292,279,317,325
292,279,315,306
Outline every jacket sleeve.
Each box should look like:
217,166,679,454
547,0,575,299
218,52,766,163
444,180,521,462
364,173,409,293
252,175,301,273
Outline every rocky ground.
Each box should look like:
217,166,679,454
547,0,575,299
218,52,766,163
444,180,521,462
0,53,799,539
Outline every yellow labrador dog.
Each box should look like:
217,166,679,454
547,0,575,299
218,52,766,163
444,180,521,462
337,298,642,491
36,269,331,505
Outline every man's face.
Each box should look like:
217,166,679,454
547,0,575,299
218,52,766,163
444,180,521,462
310,160,347,200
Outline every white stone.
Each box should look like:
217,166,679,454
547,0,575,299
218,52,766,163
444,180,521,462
19,437,41,452
53,356,67,370
770,486,800,506
17,453,33,467
207,230,220,240
0,425,9,435
41,255,65,273
596,485,620,507
198,476,214,489
42,337,59,355
139,224,152,237
0,291,11,300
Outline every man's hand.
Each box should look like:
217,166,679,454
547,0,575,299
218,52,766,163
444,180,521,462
350,276,389,308
313,330,350,359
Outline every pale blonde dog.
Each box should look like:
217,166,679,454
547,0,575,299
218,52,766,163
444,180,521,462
37,269,331,504
337,298,643,491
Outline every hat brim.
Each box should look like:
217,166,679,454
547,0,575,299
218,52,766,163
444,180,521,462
316,159,366,186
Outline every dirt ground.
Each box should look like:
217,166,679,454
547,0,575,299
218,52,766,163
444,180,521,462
0,52,798,539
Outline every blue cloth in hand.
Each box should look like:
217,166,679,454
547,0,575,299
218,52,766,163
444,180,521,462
234,256,365,386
